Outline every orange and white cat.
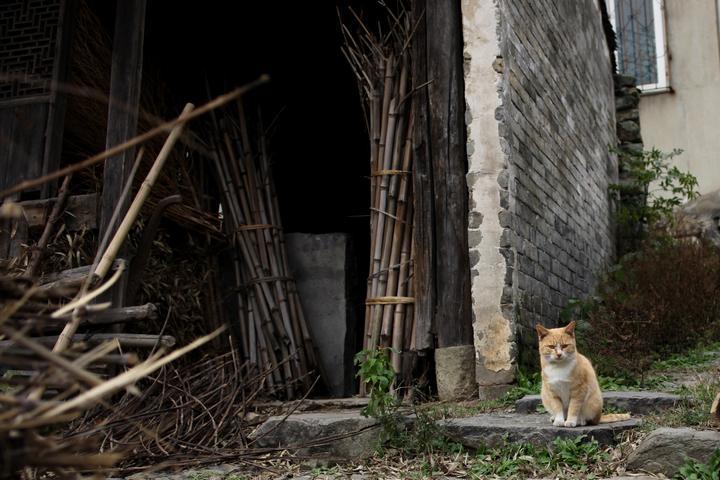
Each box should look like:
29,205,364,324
536,321,630,427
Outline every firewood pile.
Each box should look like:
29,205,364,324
341,7,417,384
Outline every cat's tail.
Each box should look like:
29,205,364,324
598,413,631,423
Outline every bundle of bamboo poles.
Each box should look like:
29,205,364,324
207,104,318,399
341,8,416,381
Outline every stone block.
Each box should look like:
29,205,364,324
436,345,477,401
249,411,380,460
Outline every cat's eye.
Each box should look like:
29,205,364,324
560,344,569,348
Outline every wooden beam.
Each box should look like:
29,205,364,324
42,0,78,198
411,0,473,351
0,333,175,350
20,193,97,231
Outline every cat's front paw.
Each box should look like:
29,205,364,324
563,419,577,428
552,416,565,427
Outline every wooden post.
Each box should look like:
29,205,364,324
411,0,475,400
100,0,147,306
42,0,78,199
425,0,473,349
411,0,436,352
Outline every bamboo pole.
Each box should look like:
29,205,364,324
95,103,195,280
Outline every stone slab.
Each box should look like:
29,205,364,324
249,410,379,460
515,391,681,415
626,427,720,476
286,233,356,397
441,413,640,448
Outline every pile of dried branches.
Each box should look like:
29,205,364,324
206,103,319,399
341,7,416,378
0,275,221,478
65,350,299,471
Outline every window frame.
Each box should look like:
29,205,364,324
607,0,671,93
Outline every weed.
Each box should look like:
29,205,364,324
420,399,506,419
501,370,541,403
645,376,720,429
469,436,611,479
583,241,720,380
652,342,720,371
354,350,464,456
309,464,342,477
674,448,720,480
354,347,397,418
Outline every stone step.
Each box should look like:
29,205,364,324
250,409,641,460
442,413,640,448
249,410,380,460
515,391,681,415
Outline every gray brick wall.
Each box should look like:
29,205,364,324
495,0,617,367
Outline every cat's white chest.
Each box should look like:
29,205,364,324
544,361,576,405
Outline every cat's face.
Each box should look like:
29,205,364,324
536,321,577,363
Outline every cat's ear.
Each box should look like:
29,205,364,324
535,324,550,339
564,321,576,336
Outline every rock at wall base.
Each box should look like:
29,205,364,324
435,345,477,401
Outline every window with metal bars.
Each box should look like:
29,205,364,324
608,0,669,91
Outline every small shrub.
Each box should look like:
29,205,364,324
583,241,720,380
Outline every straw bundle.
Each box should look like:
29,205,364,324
206,103,319,400
341,7,416,382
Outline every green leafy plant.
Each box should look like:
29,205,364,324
354,347,397,418
674,448,720,480
611,147,698,230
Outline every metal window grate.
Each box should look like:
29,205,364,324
615,0,658,85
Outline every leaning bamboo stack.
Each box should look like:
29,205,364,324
208,104,318,399
341,9,416,383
